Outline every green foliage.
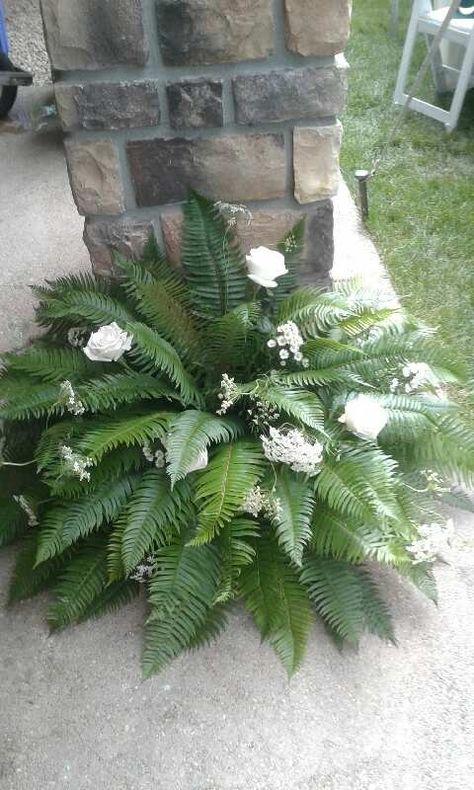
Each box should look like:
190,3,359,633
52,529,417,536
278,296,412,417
192,440,265,544
240,536,312,675
0,191,471,678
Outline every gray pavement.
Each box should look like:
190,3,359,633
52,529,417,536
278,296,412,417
1,90,474,790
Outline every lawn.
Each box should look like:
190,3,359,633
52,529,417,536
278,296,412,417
341,0,474,404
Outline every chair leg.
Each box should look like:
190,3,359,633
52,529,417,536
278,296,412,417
445,32,474,131
394,10,420,103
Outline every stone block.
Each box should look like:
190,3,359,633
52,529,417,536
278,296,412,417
233,64,347,125
156,0,273,65
64,139,125,216
127,134,286,206
293,124,342,205
284,0,352,57
83,217,155,276
55,82,160,132
160,202,334,276
40,0,148,70
167,80,223,130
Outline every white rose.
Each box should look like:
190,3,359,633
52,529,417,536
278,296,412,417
338,395,388,441
245,246,288,289
187,447,209,474
83,322,133,362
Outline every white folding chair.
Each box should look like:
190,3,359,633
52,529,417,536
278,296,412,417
394,0,474,131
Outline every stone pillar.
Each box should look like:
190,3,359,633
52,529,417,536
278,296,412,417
40,0,351,282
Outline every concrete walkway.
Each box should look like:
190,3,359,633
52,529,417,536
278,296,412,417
1,90,474,790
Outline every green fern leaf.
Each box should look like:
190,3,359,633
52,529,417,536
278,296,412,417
47,538,109,629
8,534,71,604
214,517,259,603
79,411,173,464
76,371,179,413
191,440,265,545
272,468,314,566
0,497,28,547
78,579,139,622
300,556,395,644
240,536,312,675
120,469,192,574
128,321,202,406
165,410,242,486
35,476,137,564
1,346,100,383
259,383,325,430
142,534,220,676
181,192,247,316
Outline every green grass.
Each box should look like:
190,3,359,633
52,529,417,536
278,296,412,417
341,0,474,399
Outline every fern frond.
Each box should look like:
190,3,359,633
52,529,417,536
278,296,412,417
79,411,174,464
76,372,179,413
259,383,325,431
47,538,109,629
272,468,314,566
214,517,258,603
0,378,64,420
191,440,265,545
300,556,395,644
127,322,202,406
165,410,242,486
78,579,139,622
35,476,137,564
181,192,247,316
240,536,312,676
120,469,192,574
0,498,27,547
8,534,70,603
187,603,228,648
142,535,220,676
315,446,400,525
35,288,135,330
311,503,406,566
117,257,201,363
204,303,261,373
1,347,100,383
397,561,438,603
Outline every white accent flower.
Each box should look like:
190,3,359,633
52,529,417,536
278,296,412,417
407,519,454,564
83,322,133,362
338,395,388,441
187,447,209,474
261,427,324,476
245,246,288,289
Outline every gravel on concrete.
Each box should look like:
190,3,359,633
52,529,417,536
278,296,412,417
3,0,51,86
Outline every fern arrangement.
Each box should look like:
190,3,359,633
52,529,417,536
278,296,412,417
1,192,473,677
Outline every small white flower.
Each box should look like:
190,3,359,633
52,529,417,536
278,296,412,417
294,351,303,362
338,395,388,441
245,246,288,289
59,380,85,416
216,373,239,416
267,339,277,348
279,349,289,360
59,445,93,482
407,519,454,564
187,447,209,474
261,427,324,477
83,322,133,363
154,449,165,468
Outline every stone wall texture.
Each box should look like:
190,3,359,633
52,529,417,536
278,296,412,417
40,0,351,278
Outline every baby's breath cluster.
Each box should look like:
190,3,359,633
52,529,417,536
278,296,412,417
59,445,93,482
246,397,280,430
13,494,38,527
216,373,239,416
142,442,165,468
406,519,454,564
240,485,282,521
267,321,309,367
261,427,324,476
130,555,157,582
59,380,85,416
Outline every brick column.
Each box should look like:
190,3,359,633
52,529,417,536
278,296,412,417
40,0,351,282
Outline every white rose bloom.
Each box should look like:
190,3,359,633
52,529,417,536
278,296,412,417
245,246,288,289
187,447,209,474
83,322,133,362
338,395,388,441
